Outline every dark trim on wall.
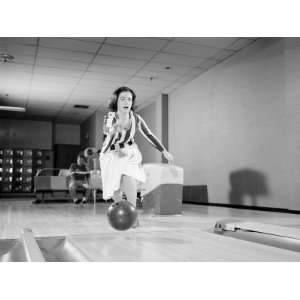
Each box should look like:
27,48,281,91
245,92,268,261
161,94,168,163
185,202,300,215
0,193,35,199
183,185,209,203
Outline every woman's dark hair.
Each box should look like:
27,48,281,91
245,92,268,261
108,86,137,112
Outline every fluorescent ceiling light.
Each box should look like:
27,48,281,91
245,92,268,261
0,106,26,112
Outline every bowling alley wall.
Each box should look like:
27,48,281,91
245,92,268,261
169,38,300,211
0,120,80,195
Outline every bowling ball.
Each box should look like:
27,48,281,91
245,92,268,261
107,200,138,231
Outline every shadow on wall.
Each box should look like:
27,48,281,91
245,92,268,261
229,168,269,206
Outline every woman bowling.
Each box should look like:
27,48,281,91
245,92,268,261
100,86,174,228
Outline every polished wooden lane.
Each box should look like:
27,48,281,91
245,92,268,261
66,229,300,261
1,199,300,261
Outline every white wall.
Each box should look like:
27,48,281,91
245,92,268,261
284,38,300,210
169,38,300,210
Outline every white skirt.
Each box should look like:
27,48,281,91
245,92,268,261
99,143,146,200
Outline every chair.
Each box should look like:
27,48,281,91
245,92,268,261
34,168,70,202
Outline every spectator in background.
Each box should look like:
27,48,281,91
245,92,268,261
69,154,90,204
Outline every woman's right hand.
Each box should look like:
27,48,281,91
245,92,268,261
108,123,121,134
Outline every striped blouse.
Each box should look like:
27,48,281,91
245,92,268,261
101,111,165,154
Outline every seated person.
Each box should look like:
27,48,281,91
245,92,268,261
69,154,90,204
84,147,101,171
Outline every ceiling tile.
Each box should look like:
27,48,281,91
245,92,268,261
227,38,255,50
28,100,64,109
174,37,239,49
212,49,235,61
0,84,30,99
0,37,38,45
68,102,105,113
31,82,75,92
163,41,221,57
28,93,68,103
32,73,79,85
244,37,259,40
39,38,101,53
135,69,182,81
0,44,37,56
127,84,154,92
0,63,33,74
72,37,106,43
60,103,98,116
81,72,130,82
177,69,206,83
106,37,168,51
76,79,119,90
33,66,84,78
69,94,107,104
30,85,73,97
154,37,174,41
0,37,259,123
13,56,36,65
0,85,29,96
87,64,138,76
100,44,155,60
126,76,168,89
0,72,32,84
151,52,206,67
36,57,89,70
37,47,94,62
197,59,219,69
93,55,147,69
73,85,114,97
142,62,193,75
30,84,75,96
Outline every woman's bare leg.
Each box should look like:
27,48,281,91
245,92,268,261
121,175,137,207
121,175,139,228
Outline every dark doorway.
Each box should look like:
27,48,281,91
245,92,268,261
54,144,81,169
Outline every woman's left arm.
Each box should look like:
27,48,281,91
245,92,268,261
137,114,174,163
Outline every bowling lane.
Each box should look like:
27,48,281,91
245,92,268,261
66,228,300,261
1,200,300,261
